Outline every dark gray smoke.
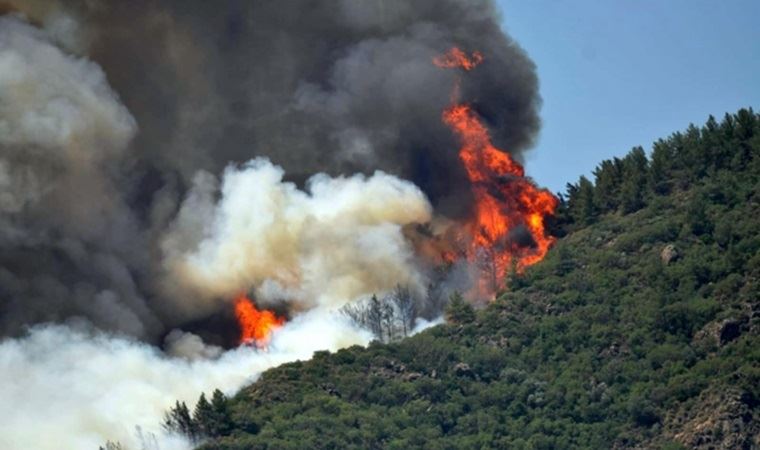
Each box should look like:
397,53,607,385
0,0,539,341
71,0,540,207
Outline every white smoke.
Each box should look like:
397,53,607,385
163,329,223,361
0,315,372,450
0,15,134,155
0,13,162,340
0,13,135,220
160,158,433,318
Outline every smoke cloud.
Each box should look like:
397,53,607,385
5,0,539,204
0,14,160,339
160,158,431,319
0,0,539,341
0,317,371,450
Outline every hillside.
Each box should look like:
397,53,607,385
171,109,758,449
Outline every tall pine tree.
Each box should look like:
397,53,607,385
193,393,215,437
619,146,648,213
592,158,623,212
569,176,597,226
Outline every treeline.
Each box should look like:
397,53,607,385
163,389,236,443
558,108,759,228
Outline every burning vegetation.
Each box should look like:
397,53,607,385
167,108,760,449
234,296,285,348
227,47,561,351
434,48,559,297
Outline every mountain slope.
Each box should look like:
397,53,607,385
185,109,759,449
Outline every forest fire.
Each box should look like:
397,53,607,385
234,295,285,348
435,48,558,297
0,2,565,448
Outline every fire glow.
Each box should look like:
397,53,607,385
432,47,483,71
435,48,558,296
234,295,285,348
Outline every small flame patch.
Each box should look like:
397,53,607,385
433,47,483,71
234,295,285,348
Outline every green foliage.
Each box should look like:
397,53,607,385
193,393,215,436
164,390,235,442
566,175,597,226
163,400,197,441
189,109,759,450
619,146,649,213
208,389,234,437
559,108,759,231
593,157,623,211
444,291,475,324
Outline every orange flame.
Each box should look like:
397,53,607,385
433,47,483,71
435,47,558,297
234,295,285,348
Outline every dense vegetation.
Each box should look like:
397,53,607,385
171,109,758,449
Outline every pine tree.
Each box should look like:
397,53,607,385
445,292,475,324
569,176,597,226
681,124,706,180
163,401,197,441
732,108,756,170
619,146,648,213
648,139,675,195
209,389,234,437
193,393,215,437
701,114,724,171
592,158,622,212
721,112,736,140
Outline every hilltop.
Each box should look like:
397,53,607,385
167,109,758,449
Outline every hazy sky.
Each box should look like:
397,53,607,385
497,0,760,194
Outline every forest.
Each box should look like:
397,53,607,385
157,108,759,449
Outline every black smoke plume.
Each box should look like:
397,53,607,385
0,0,539,341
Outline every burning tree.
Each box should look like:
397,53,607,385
434,48,559,298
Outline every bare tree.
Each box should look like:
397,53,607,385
341,286,421,342
342,294,384,340
366,294,385,339
389,285,417,337
381,299,395,342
